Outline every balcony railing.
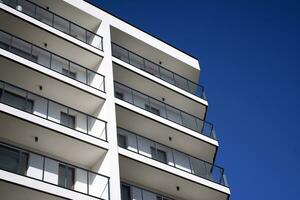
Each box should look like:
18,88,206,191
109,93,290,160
114,82,216,139
0,141,110,200
0,30,105,92
112,43,206,100
0,81,107,141
121,182,174,200
1,0,103,50
118,128,228,187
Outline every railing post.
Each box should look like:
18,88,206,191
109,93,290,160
127,48,130,64
86,115,88,135
42,156,45,181
105,122,107,141
0,82,5,102
107,177,111,200
49,53,52,69
188,156,193,174
164,103,168,119
87,171,89,195
46,99,49,119
86,69,88,85
171,149,175,167
131,87,134,104
135,134,139,153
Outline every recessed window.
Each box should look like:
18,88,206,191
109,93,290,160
121,184,131,200
145,104,160,115
60,112,76,129
150,146,167,164
0,145,29,175
62,68,77,79
118,134,127,148
58,164,75,189
115,91,124,100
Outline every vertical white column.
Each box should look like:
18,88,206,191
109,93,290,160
97,21,121,200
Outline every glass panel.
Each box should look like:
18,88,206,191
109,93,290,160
50,54,69,73
60,112,75,129
87,70,104,90
118,134,127,148
32,46,51,67
88,116,106,139
2,86,27,111
0,31,11,50
10,38,32,61
19,152,29,175
129,52,144,69
18,0,35,17
159,67,174,84
144,60,159,77
114,83,133,104
2,0,17,8
121,184,131,200
174,74,189,91
36,7,53,26
53,15,69,34
66,166,75,189
87,32,101,49
181,112,198,132
165,105,182,124
112,44,129,63
70,63,85,83
0,145,19,173
132,91,149,109
149,98,166,118
70,24,86,42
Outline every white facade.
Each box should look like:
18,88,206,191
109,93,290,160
0,0,230,200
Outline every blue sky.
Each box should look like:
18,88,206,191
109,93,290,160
90,1,300,199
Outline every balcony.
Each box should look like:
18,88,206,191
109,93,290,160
0,81,108,166
118,127,228,187
114,82,215,140
1,0,103,51
0,80,107,141
0,30,105,92
0,141,109,200
121,182,174,200
112,43,206,100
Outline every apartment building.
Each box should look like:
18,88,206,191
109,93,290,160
0,0,230,200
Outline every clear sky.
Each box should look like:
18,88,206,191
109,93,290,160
90,0,300,199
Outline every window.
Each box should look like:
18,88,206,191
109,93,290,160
1,90,34,113
58,164,75,189
150,146,167,163
121,184,131,200
0,145,29,175
145,104,160,115
115,91,124,100
60,112,76,129
118,134,127,148
62,68,77,79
